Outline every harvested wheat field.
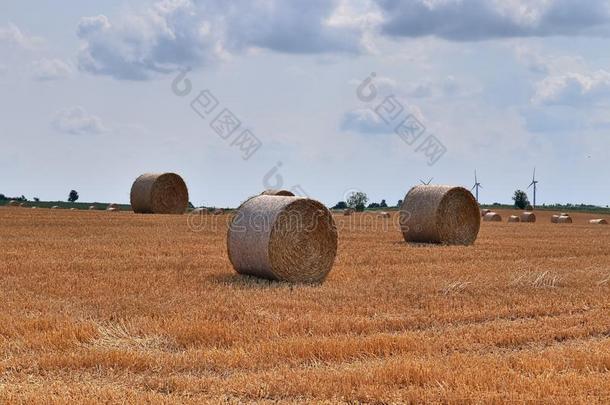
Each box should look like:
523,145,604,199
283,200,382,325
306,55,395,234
1,207,609,403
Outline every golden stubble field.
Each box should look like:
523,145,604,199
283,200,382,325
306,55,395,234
1,207,609,403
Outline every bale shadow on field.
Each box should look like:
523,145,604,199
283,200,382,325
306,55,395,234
208,273,321,290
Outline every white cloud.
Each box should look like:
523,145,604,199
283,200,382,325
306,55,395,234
376,0,610,41
52,107,107,135
532,70,610,105
30,58,72,81
341,101,424,134
0,23,44,49
76,0,371,81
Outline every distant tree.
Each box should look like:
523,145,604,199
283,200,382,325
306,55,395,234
0,194,5,200
347,192,368,212
380,199,388,208
397,199,403,207
33,197,40,202
188,201,195,209
332,201,348,210
68,190,79,203
20,195,27,201
368,202,380,209
512,190,530,209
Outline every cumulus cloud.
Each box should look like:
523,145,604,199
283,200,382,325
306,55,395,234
0,23,43,49
76,0,370,80
532,70,610,105
376,0,610,41
52,107,107,135
341,101,424,134
30,58,72,81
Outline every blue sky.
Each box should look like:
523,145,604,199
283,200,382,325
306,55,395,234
1,0,609,207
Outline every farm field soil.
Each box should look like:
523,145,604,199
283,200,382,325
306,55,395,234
1,207,609,403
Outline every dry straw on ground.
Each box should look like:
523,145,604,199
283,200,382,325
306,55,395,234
483,212,502,222
228,195,338,283
508,215,520,223
589,219,608,225
130,173,189,215
557,215,573,224
260,189,295,196
520,212,536,223
400,185,480,245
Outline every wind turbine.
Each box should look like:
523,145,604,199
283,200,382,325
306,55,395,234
420,177,433,185
472,170,482,202
528,168,539,208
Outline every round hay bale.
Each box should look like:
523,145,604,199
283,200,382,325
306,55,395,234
483,212,502,222
507,215,520,223
51,206,60,209
228,195,338,283
589,219,608,225
130,173,189,215
192,207,209,215
19,202,26,207
557,215,572,224
480,208,491,217
261,189,295,197
70,208,76,211
343,208,354,216
525,204,533,211
107,203,118,210
31,206,37,209
89,206,96,210
7,200,18,207
551,215,560,223
213,208,224,215
107,207,118,212
520,212,536,223
399,185,480,245
560,213,569,217
378,211,390,218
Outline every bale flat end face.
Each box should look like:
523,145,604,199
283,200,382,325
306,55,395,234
130,173,189,215
400,185,480,246
268,199,337,283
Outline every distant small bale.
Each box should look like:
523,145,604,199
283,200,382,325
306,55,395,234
192,208,209,215
551,215,560,223
400,185,480,245
483,212,502,222
480,209,491,217
261,189,295,197
589,219,608,225
19,202,26,207
557,215,572,224
520,212,536,223
213,208,224,215
51,206,60,209
343,208,354,216
130,173,189,214
107,203,118,210
89,206,96,210
70,208,76,211
560,213,569,217
7,200,19,207
31,207,37,209
107,207,118,212
378,211,390,218
525,204,533,211
228,195,338,283
507,215,520,223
